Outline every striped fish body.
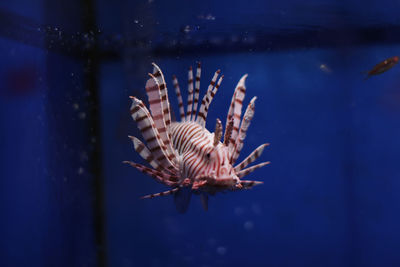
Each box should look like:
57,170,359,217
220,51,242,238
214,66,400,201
170,121,238,191
125,62,269,211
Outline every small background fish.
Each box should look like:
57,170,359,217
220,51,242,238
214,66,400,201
363,56,399,79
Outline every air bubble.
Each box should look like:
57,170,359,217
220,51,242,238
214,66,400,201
216,246,227,255
244,221,254,231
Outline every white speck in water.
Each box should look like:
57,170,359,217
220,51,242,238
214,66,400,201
78,112,86,119
134,19,139,24
216,246,227,255
73,103,79,110
205,14,216,20
234,206,244,216
244,220,254,231
71,72,74,77
183,25,191,33
78,167,84,175
319,63,332,73
198,14,216,21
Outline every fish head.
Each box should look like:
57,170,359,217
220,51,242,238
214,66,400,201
210,143,238,181
187,142,240,192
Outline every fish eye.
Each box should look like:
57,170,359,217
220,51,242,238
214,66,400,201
206,153,211,159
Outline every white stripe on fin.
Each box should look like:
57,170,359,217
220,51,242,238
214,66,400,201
201,74,223,128
193,62,201,120
234,143,269,172
145,75,176,161
172,75,186,121
197,69,220,126
129,96,177,172
186,66,194,121
230,96,256,164
152,63,172,130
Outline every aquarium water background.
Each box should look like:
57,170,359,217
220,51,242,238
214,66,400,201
1,0,400,266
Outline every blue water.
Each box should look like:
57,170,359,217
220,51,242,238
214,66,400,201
2,0,400,267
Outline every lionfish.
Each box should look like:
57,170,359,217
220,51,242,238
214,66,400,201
124,62,270,212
